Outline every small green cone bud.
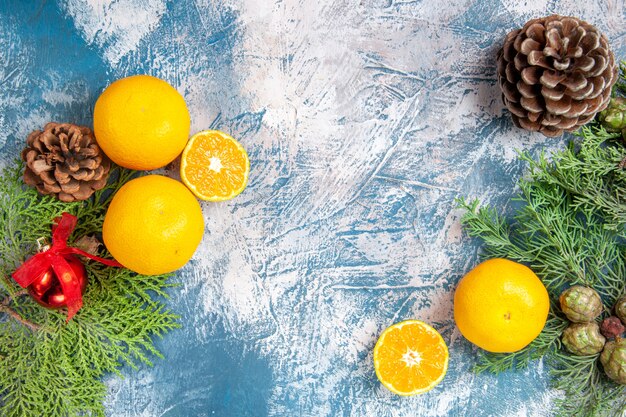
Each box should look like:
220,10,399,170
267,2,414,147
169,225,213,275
600,338,626,385
559,285,603,323
562,322,606,356
615,295,626,325
599,97,626,132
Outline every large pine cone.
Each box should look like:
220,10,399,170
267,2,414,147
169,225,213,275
497,15,618,137
22,123,111,202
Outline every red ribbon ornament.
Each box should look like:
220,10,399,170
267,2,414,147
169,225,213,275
12,212,123,321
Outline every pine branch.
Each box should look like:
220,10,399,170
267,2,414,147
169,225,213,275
0,290,41,332
457,64,626,417
0,162,179,417
472,309,568,374
456,197,530,263
460,152,626,414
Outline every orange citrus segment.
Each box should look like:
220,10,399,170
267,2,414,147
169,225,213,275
180,130,250,201
373,320,449,396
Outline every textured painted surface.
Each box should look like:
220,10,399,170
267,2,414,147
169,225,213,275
1,1,626,416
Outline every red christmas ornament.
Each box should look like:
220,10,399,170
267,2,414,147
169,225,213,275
12,212,123,321
29,254,87,309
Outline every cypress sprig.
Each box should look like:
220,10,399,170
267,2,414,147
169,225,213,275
0,162,179,417
457,62,626,416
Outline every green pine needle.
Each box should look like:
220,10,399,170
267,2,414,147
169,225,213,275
457,62,626,417
0,162,180,417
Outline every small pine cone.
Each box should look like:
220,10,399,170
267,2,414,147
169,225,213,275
615,295,626,324
601,316,626,340
559,285,603,323
599,98,626,132
601,338,626,384
22,122,111,202
562,322,605,356
497,15,618,137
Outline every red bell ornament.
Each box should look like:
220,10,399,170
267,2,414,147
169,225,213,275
29,255,87,309
29,265,55,298
12,212,122,321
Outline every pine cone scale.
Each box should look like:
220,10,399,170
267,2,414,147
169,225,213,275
556,117,579,130
542,86,564,101
527,112,541,122
58,193,75,203
521,67,541,84
553,59,571,71
543,127,562,137
575,56,595,72
505,62,518,84
502,82,519,103
23,167,39,186
74,170,93,181
503,33,519,61
94,164,108,180
545,97,569,115
22,123,111,202
520,38,541,55
581,33,600,51
517,117,539,131
61,179,80,194
41,181,61,193
79,158,98,170
566,102,587,118
39,169,57,185
587,96,605,113
42,132,60,150
517,82,537,99
508,101,527,118
540,71,565,89
30,159,52,175
568,83,593,100
520,96,542,113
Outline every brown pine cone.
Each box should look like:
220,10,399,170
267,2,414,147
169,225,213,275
22,122,111,202
497,15,618,137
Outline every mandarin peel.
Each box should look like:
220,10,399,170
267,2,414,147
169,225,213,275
454,258,550,353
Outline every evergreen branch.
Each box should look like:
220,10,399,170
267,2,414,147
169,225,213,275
457,64,626,417
456,197,529,262
549,352,604,417
0,290,41,332
0,162,179,417
473,309,568,374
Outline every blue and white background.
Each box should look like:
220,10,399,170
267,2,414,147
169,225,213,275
1,1,625,416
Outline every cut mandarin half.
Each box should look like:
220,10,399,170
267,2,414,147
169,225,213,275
373,320,449,396
180,130,250,201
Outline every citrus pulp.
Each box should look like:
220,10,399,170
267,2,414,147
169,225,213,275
373,320,449,396
180,130,249,201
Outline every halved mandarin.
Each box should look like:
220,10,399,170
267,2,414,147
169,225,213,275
180,130,250,201
373,320,449,396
